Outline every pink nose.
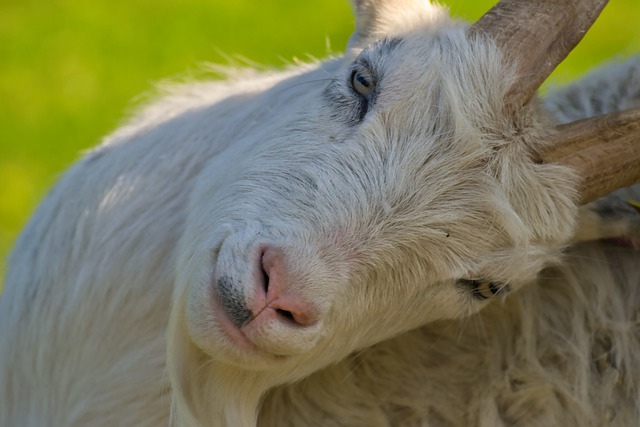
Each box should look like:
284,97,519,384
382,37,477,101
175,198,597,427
245,245,317,328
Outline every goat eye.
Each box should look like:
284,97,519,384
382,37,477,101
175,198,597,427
350,69,374,98
459,279,508,300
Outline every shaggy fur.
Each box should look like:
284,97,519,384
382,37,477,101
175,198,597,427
1,1,639,426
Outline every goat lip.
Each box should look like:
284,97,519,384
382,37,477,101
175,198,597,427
211,288,290,361
211,290,256,352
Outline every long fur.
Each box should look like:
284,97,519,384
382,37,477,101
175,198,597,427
1,1,639,426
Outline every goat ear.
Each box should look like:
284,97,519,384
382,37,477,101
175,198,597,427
572,195,640,249
348,0,444,52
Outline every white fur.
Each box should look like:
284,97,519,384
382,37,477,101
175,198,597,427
1,1,639,426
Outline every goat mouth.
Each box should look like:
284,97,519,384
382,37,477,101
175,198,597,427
210,281,288,362
213,293,256,351
208,275,254,349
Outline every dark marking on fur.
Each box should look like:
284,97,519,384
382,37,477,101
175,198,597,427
373,36,403,56
323,78,369,126
322,37,404,127
592,196,639,219
217,276,252,327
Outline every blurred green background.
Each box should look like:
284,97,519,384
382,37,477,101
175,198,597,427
1,0,639,283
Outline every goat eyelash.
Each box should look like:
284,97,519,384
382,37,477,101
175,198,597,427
458,279,510,300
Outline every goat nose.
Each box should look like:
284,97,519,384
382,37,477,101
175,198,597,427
247,244,318,327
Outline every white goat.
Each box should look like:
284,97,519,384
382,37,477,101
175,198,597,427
1,0,640,426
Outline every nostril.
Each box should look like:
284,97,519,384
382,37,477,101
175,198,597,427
261,262,270,293
275,308,295,323
254,244,319,328
271,300,316,327
260,245,277,294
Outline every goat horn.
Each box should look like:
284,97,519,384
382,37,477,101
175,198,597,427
469,0,609,111
539,108,640,204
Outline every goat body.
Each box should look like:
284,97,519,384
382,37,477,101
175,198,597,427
1,1,639,426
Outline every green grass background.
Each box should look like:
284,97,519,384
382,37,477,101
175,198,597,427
1,0,639,283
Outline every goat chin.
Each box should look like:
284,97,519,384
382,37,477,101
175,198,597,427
1,0,640,426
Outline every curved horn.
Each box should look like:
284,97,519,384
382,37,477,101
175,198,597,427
469,0,609,111
540,108,640,205
468,0,638,203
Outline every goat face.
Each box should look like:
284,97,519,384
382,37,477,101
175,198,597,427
173,11,578,381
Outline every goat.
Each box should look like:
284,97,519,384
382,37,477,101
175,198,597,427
1,0,640,426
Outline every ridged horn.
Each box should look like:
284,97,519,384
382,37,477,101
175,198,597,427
540,108,640,204
469,0,609,111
